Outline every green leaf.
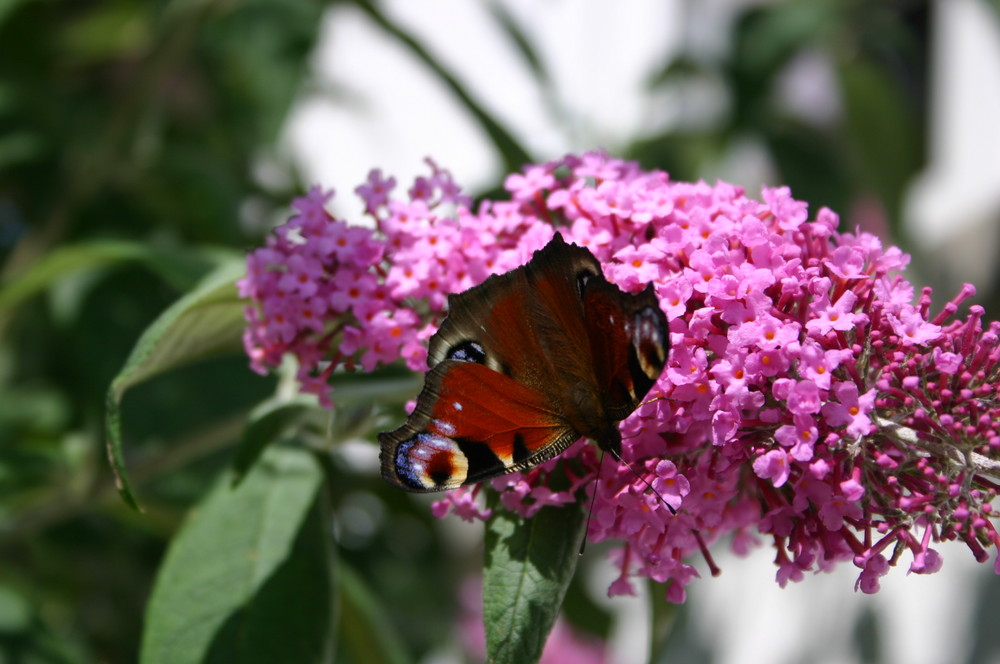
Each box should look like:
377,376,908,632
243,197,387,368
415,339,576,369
0,240,236,315
338,563,411,664
0,241,144,314
105,259,247,509
483,495,587,664
763,116,850,215
838,57,923,223
0,129,43,169
0,0,33,29
0,584,32,632
328,364,423,408
649,579,679,660
233,363,422,485
734,2,834,76
60,2,150,63
140,446,336,664
232,397,317,486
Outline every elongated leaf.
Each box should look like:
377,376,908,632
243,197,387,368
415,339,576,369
232,397,317,486
0,240,231,314
233,364,422,484
338,563,411,664
0,241,141,313
486,1,549,88
105,259,247,509
838,57,922,224
649,579,679,661
328,364,423,407
0,0,34,28
354,0,532,173
141,446,336,664
483,495,587,664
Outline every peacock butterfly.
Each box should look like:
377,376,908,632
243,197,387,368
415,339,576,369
378,233,669,492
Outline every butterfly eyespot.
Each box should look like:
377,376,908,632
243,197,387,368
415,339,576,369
631,307,669,386
447,340,486,364
575,268,599,300
394,433,468,489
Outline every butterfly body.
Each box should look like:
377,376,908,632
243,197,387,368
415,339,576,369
378,233,669,492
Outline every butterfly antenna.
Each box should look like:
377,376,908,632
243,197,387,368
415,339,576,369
579,449,605,556
607,447,677,515
637,394,667,409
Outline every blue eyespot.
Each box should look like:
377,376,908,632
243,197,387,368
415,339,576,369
447,340,486,364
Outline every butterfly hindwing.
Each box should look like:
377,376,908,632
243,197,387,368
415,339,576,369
581,279,669,421
379,360,580,491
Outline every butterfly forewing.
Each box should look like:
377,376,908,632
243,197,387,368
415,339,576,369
428,235,599,388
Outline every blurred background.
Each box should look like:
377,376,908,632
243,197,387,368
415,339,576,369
2,0,1000,662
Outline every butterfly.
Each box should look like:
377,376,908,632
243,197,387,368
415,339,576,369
378,233,669,492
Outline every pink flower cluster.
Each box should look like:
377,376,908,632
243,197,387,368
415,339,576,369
241,152,1000,600
238,160,546,405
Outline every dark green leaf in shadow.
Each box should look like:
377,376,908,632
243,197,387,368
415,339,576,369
0,130,43,170
328,363,424,409
105,259,247,509
483,494,587,664
0,583,31,632
647,578,709,664
232,397,318,487
140,446,336,664
733,2,835,77
763,116,850,215
60,2,151,64
646,54,698,87
627,132,725,183
648,578,678,661
0,240,232,316
0,0,26,28
338,562,411,664
838,57,923,223
232,363,423,485
559,563,612,641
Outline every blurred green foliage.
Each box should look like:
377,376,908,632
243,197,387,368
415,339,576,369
0,0,324,660
4,0,995,662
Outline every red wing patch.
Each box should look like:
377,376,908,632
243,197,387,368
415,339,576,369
379,361,580,491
